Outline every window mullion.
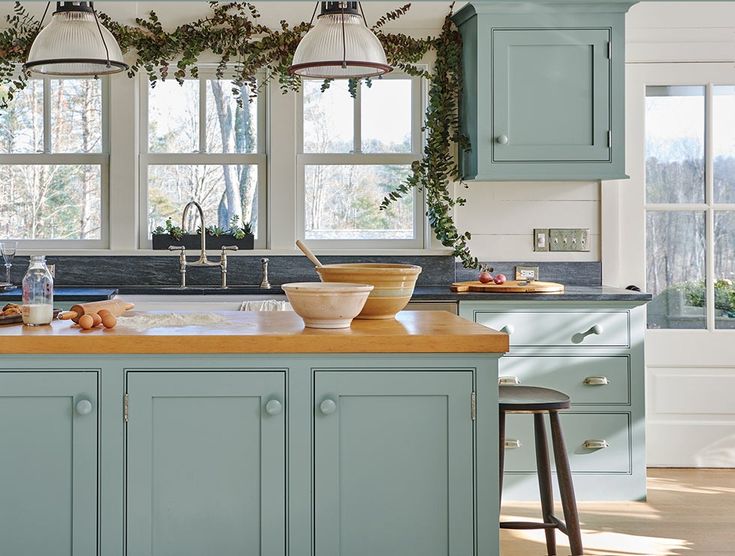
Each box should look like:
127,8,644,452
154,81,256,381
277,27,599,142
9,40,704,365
354,84,361,154
199,78,207,153
706,82,716,331
43,78,51,153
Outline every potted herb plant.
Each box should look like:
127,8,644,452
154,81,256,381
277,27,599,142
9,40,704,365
152,216,255,250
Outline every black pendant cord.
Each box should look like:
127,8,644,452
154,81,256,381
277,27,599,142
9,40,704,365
37,2,51,33
340,2,347,69
308,1,319,27
91,4,111,68
358,2,368,28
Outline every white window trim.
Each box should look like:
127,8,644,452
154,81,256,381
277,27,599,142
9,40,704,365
0,76,111,249
137,68,267,249
295,72,427,250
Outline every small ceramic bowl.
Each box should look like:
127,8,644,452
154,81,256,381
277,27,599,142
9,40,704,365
281,282,374,329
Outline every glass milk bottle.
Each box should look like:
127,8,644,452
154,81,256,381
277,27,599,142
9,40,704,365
22,256,54,326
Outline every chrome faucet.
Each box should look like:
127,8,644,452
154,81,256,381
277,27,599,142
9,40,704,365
169,201,238,289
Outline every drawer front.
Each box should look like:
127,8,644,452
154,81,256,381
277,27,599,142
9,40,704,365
502,412,631,474
499,356,630,405
473,311,629,347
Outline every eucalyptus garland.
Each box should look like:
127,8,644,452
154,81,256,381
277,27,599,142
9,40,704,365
0,1,477,268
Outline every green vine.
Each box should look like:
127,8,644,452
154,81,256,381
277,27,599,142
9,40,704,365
0,1,477,268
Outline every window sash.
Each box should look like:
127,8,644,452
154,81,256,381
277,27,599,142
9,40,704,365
1,76,110,248
138,71,267,249
296,73,426,248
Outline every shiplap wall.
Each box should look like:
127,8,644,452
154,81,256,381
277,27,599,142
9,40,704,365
454,181,601,261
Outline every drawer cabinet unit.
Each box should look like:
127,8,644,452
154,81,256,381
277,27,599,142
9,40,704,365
0,370,98,556
460,300,647,501
453,1,635,181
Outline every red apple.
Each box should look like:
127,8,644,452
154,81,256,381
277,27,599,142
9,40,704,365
494,273,507,285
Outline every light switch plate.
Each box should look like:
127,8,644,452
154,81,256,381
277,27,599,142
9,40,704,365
548,228,590,252
533,229,549,252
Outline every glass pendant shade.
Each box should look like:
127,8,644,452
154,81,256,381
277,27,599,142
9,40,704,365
289,3,391,79
25,3,128,76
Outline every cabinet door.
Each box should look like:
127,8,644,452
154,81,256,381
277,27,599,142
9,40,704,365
314,371,474,556
0,371,97,556
126,371,285,556
492,29,610,162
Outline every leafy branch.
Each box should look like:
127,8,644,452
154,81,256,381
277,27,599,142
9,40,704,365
0,1,477,267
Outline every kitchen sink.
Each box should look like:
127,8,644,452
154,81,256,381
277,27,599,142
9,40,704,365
115,292,287,312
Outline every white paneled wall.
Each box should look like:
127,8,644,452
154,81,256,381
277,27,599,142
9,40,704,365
454,181,600,261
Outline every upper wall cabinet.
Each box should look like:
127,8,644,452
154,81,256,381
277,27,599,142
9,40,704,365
453,1,636,181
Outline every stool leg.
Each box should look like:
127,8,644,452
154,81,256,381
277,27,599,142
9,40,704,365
534,413,557,556
499,409,506,511
549,411,584,556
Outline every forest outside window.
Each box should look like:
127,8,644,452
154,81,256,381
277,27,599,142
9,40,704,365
140,71,266,248
0,77,108,247
298,75,424,248
645,85,735,330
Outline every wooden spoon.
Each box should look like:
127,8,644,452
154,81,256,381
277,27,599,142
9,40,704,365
296,240,324,268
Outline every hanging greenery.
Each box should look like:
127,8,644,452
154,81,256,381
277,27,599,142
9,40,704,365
0,1,477,268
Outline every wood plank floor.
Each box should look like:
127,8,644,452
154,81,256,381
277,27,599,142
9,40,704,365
500,468,735,555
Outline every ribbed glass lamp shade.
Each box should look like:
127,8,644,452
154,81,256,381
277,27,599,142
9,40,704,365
25,7,127,76
289,12,391,79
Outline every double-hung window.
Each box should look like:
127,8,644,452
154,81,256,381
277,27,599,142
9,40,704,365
140,69,266,248
297,74,425,248
0,77,108,247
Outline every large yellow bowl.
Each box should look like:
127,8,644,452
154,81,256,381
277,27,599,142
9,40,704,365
315,263,422,319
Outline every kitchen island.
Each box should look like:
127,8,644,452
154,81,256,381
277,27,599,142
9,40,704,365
0,311,507,556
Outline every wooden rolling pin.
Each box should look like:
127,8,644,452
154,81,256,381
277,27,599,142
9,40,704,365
59,299,134,323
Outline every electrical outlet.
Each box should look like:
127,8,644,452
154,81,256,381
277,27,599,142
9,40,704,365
548,228,590,252
533,229,549,252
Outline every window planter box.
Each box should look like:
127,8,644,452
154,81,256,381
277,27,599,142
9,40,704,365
152,233,254,251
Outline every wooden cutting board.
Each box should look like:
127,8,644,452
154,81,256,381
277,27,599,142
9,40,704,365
450,280,565,293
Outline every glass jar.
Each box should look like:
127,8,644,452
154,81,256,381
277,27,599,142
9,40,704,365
22,255,54,326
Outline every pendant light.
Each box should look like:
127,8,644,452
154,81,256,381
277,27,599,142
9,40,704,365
289,1,391,79
24,2,128,77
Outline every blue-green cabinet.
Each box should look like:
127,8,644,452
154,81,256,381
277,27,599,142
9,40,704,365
313,371,475,556
453,2,634,181
126,370,286,556
0,371,98,556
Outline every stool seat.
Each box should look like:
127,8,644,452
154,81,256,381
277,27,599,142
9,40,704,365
499,385,571,411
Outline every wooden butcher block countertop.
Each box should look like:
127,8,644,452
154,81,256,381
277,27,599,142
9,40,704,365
0,310,509,355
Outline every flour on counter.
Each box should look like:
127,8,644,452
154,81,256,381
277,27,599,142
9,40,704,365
117,312,230,330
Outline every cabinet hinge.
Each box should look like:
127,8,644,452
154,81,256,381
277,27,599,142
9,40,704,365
123,393,129,423
471,391,477,421
607,41,611,60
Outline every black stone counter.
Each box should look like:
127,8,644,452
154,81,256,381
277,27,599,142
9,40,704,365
0,287,118,303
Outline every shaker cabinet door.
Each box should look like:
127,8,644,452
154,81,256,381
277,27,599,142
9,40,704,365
492,28,611,163
0,371,98,556
126,371,286,556
313,371,475,556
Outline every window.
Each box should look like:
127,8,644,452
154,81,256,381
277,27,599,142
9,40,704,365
140,71,266,248
645,84,735,329
0,78,108,247
297,75,424,247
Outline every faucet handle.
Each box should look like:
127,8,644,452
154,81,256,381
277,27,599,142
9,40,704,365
221,245,239,252
260,257,271,290
168,245,185,252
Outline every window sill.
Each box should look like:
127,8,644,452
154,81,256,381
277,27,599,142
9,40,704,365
19,248,454,257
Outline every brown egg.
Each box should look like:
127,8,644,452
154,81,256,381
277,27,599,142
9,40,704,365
101,314,117,329
92,313,103,327
78,314,95,330
97,309,112,318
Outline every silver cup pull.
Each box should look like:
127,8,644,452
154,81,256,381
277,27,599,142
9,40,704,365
498,376,521,385
584,376,610,386
583,439,609,450
504,439,522,449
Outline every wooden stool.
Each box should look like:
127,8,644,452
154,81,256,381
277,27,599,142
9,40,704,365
499,385,584,556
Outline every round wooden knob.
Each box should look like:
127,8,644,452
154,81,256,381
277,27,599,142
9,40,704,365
320,399,337,415
265,399,283,416
496,135,509,145
75,399,93,416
